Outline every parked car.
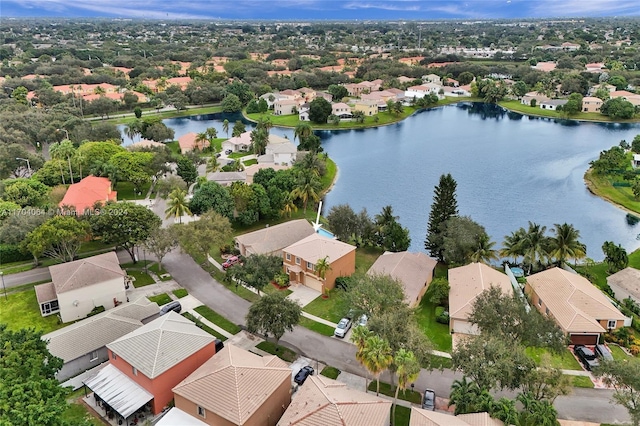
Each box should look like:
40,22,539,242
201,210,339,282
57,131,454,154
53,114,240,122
422,389,436,411
222,256,240,270
334,317,352,338
358,314,368,327
594,344,614,362
574,345,600,371
294,366,314,385
225,149,233,155
159,301,182,315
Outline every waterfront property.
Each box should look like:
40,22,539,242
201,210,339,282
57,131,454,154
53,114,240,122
607,267,640,305
234,219,315,257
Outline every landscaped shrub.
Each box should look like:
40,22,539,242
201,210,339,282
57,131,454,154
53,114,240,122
87,306,105,317
435,306,450,324
335,276,352,291
0,244,32,263
219,244,232,255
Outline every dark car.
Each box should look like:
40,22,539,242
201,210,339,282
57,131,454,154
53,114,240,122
225,149,233,155
294,366,314,385
594,344,614,362
422,389,436,411
159,301,182,315
574,345,600,371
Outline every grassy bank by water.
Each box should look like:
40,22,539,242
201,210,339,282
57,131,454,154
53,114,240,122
499,100,640,123
584,169,640,216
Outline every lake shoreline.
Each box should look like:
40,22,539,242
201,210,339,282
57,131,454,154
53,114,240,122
584,168,640,217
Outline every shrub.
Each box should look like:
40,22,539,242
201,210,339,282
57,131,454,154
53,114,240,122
631,345,640,356
87,306,105,317
435,306,450,324
335,276,352,291
219,244,232,255
0,244,32,263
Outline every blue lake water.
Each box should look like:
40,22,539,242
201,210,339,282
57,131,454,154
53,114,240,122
120,103,640,260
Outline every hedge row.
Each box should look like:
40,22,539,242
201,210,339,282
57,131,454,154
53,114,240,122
0,244,32,263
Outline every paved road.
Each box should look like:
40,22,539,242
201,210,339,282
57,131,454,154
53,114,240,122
162,249,630,424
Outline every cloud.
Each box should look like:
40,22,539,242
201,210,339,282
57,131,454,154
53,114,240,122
528,0,640,17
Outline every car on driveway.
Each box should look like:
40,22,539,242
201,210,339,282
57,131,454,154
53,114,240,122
294,366,314,385
334,317,352,338
422,389,436,411
225,149,233,155
358,314,368,327
574,345,600,371
222,255,241,270
594,344,614,362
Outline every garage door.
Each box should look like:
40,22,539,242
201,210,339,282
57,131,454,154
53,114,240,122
304,275,323,292
570,334,599,346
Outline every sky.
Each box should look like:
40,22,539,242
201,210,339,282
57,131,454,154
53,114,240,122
1,0,640,20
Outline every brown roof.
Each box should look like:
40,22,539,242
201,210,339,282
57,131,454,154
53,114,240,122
367,251,437,305
607,267,640,299
178,132,209,152
35,282,57,304
49,251,125,294
58,175,116,213
236,219,315,256
409,407,474,426
283,233,356,264
458,412,504,426
173,345,291,424
278,375,391,425
448,263,512,321
527,268,626,334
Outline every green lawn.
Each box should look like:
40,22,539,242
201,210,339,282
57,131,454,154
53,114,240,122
320,157,337,194
303,291,350,323
126,270,156,288
320,366,341,379
61,401,103,426
148,262,172,281
299,316,336,336
584,170,640,216
427,354,453,370
243,158,258,166
525,347,582,370
499,100,639,123
355,246,384,275
262,284,293,297
182,312,227,341
0,290,66,334
172,289,188,299
194,305,241,335
366,381,422,404
609,344,630,360
570,375,595,388
393,406,411,426
106,105,223,125
116,181,151,200
256,341,298,362
148,293,172,306
228,151,253,159
414,285,452,352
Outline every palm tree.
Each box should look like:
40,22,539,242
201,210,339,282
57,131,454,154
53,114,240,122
522,221,550,274
165,189,192,224
290,169,321,213
294,122,313,142
315,256,331,280
205,156,218,173
391,349,420,425
518,393,558,426
250,128,268,156
222,119,230,137
469,233,499,264
74,152,85,180
256,116,273,132
205,127,218,141
449,376,481,415
500,228,526,263
491,397,520,425
361,335,393,396
350,326,372,360
50,140,76,184
124,120,142,142
280,193,298,218
549,223,586,266
299,153,324,176
48,142,67,184
195,132,208,151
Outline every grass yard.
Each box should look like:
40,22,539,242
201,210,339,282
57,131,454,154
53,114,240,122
414,285,452,353
228,151,253,159
584,170,640,217
61,401,103,426
570,375,595,388
182,312,227,341
148,293,172,306
106,105,223,125
393,406,411,426
263,284,293,297
525,347,582,370
320,158,337,193
499,100,636,122
116,181,151,200
366,381,422,404
148,262,172,281
256,341,298,362
355,246,384,275
126,270,156,288
243,158,258,166
194,305,241,335
427,354,453,370
173,289,188,299
609,344,630,360
303,291,350,323
320,366,341,379
0,290,65,333
299,316,336,336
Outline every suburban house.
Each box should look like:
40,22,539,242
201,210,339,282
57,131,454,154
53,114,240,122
58,175,116,214
611,90,640,106
206,171,247,187
442,86,471,97
588,83,616,95
352,99,379,116
582,96,604,113
35,251,127,323
331,102,352,119
405,83,440,99
83,312,217,421
258,135,297,166
222,131,252,153
521,91,550,106
633,154,640,169
235,219,315,257
298,103,310,121
244,163,290,184
278,375,391,426
274,99,300,116
410,408,503,426
422,74,442,85
169,344,292,426
43,297,159,381
179,132,209,154
448,263,512,337
367,251,437,308
282,233,356,292
539,99,568,110
298,87,316,102
526,267,627,345
607,267,640,304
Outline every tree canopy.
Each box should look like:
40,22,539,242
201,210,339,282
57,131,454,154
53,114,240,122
246,292,301,344
425,173,459,261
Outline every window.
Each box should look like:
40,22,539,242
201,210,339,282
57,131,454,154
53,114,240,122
538,298,542,307
545,307,550,316
296,257,301,265
41,300,60,315
112,352,117,360
608,320,617,329
90,351,98,362
286,253,291,261
197,406,206,418
306,261,314,270
132,367,138,376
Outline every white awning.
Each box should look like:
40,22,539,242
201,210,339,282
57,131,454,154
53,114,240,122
155,408,208,426
83,364,153,419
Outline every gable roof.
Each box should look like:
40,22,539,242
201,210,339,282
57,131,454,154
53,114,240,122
527,268,626,334
173,345,291,424
107,312,215,379
236,219,315,255
607,267,640,299
458,412,504,426
43,298,159,363
278,375,391,425
59,175,116,213
368,251,437,305
283,233,356,264
49,251,125,294
178,132,209,152
223,131,252,147
448,263,512,320
409,407,473,426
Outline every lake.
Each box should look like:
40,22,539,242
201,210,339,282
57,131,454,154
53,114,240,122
120,103,640,260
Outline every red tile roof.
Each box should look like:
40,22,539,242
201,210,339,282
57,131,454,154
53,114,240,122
59,176,116,213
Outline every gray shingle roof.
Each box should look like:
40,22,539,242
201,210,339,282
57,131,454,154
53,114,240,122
235,219,315,255
49,251,125,294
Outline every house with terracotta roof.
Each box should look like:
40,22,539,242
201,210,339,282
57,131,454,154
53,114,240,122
331,102,352,119
607,267,640,305
368,251,437,308
274,99,300,116
410,407,503,426
611,90,640,106
169,344,292,426
235,219,315,257
179,132,209,154
222,131,252,153
352,99,379,116
58,175,116,214
34,251,127,323
83,312,218,422
448,263,513,337
282,233,356,292
526,268,627,345
43,297,159,381
278,375,390,426
582,96,604,113
521,91,550,106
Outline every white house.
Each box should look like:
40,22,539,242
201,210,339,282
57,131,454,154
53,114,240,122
222,131,252,153
405,83,440,99
274,99,299,116
259,135,297,166
539,99,568,110
331,102,352,119
422,74,442,85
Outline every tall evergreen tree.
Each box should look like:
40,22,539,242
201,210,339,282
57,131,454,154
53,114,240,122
425,173,459,261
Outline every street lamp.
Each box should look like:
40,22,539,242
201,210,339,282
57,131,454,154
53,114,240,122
1,272,6,301
15,157,31,175
56,128,69,139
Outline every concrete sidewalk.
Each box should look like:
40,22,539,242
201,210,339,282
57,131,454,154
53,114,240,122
301,312,338,327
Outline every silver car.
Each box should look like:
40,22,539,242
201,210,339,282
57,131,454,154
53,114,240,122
334,317,352,338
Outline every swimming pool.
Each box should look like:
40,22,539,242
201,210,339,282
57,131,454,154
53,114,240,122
510,267,524,277
317,228,336,239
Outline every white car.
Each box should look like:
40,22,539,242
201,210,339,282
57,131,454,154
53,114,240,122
334,317,352,338
358,314,368,327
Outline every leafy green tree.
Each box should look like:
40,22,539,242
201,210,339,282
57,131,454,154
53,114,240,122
609,75,629,90
0,201,20,221
517,393,560,426
601,98,635,119
2,178,49,207
165,189,192,223
308,97,333,124
0,144,44,179
246,292,301,344
190,181,235,218
602,240,629,273
224,81,254,105
0,213,47,246
108,151,155,193
563,93,583,116
176,156,198,186
458,72,475,86
632,135,640,154
346,273,406,319
24,215,91,264
521,353,571,402
391,349,420,425
11,85,29,104
134,106,142,118
440,216,492,265
449,377,483,415
373,205,411,252
144,122,175,142
297,133,323,153
155,175,187,199
425,173,458,261
428,277,450,306
177,210,232,263
0,325,69,426
142,226,179,270
49,139,76,184
548,223,586,266
221,93,243,113
90,202,161,263
228,254,283,294
327,204,363,241
512,81,529,98
327,84,348,101
594,358,640,426
76,141,126,172
232,120,246,137
590,146,627,175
